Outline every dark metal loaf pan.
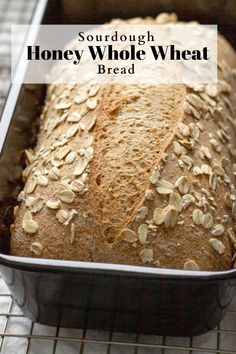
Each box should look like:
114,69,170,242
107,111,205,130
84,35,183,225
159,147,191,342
0,0,236,336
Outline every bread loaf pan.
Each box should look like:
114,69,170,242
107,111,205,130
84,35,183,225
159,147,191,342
1,0,236,336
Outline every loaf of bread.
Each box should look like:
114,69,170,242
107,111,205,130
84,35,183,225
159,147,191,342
10,13,236,271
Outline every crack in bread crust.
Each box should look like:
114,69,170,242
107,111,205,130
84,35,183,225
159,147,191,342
10,14,236,271
90,84,186,243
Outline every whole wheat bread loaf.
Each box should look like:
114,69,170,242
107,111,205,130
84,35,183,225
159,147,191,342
10,14,236,271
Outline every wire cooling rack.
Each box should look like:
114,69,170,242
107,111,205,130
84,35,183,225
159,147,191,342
0,0,36,115
1,0,236,353
0,274,236,354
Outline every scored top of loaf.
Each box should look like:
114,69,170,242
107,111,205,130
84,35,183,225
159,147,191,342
11,13,236,271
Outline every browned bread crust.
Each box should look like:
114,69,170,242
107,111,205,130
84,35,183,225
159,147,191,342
10,14,236,271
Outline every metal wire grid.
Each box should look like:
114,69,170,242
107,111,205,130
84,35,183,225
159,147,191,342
0,0,37,116
1,0,236,353
0,274,235,354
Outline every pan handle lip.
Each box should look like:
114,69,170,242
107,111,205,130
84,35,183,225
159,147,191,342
0,253,236,281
